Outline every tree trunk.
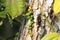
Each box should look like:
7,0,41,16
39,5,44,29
18,0,54,40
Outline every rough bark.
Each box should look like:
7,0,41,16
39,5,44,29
32,0,54,40
18,0,54,40
18,20,31,40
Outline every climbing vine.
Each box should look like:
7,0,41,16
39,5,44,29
26,5,34,37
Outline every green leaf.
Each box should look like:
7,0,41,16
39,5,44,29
0,0,7,18
5,0,26,19
0,11,6,18
41,32,60,40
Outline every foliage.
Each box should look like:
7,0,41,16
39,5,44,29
26,6,34,30
0,0,26,19
53,0,60,15
41,32,60,40
5,0,26,19
0,0,7,18
0,0,27,40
